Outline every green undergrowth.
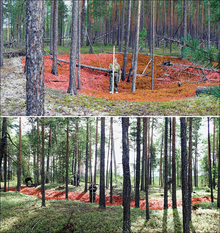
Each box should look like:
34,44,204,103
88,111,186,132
1,190,220,232
46,87,220,116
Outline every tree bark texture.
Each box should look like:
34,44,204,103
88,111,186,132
67,0,78,95
84,118,89,193
121,0,131,81
17,117,22,191
217,117,220,208
172,117,176,209
122,117,131,232
51,0,58,76
180,117,190,233
26,0,45,116
41,117,45,207
50,0,54,55
66,120,69,200
188,117,192,220
135,118,141,208
0,0,3,67
164,118,168,210
99,117,106,209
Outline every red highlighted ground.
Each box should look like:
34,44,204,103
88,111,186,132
22,54,219,102
6,186,211,210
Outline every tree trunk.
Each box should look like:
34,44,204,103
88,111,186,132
0,118,7,187
121,0,131,81
172,117,176,209
0,0,3,67
135,118,141,208
119,0,125,52
77,0,81,90
122,117,131,232
131,0,141,93
159,130,164,187
207,1,210,48
84,118,89,193
41,117,45,207
170,0,173,53
151,0,155,90
207,117,214,202
99,117,106,209
50,0,54,55
46,128,52,184
213,118,216,189
36,118,40,185
164,118,168,210
182,0,187,58
188,118,192,221
94,118,98,184
143,118,150,220
51,0,58,76
110,117,113,204
66,120,69,200
26,0,45,116
180,117,190,233
217,117,220,208
3,119,7,192
81,0,86,47
194,134,198,187
67,0,78,95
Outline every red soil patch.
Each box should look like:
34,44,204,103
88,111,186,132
6,187,211,210
22,54,219,102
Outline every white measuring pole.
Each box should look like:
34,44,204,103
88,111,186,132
112,46,115,94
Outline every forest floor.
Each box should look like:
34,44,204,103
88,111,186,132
1,183,219,232
1,55,219,116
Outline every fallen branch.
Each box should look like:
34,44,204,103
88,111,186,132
44,50,62,67
142,59,152,75
3,49,26,58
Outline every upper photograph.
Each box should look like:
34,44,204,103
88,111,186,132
0,0,219,116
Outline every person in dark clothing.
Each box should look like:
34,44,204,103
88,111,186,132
74,172,80,186
89,181,97,203
168,176,172,189
25,177,33,187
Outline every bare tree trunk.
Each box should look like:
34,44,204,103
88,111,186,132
217,117,220,208
26,0,45,116
119,0,125,52
135,118,141,208
84,118,89,193
3,119,7,192
46,128,52,184
99,117,106,209
66,119,69,200
94,118,98,184
81,0,86,47
121,0,131,81
41,117,45,207
110,117,113,204
122,117,131,231
51,0,58,76
170,0,173,53
17,118,22,191
77,0,81,90
188,118,192,221
180,117,190,233
172,117,176,209
50,0,54,55
164,118,168,210
151,0,155,90
67,0,78,95
0,0,3,67
131,0,141,93
207,1,210,48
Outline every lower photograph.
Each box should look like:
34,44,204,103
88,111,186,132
1,117,219,232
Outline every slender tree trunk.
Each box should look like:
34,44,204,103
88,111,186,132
122,117,131,232
151,0,155,90
164,118,168,210
51,0,58,76
99,117,106,209
207,117,213,202
143,118,150,220
182,0,187,58
213,118,216,189
172,117,176,209
159,131,164,187
46,128,52,184
131,0,141,93
207,1,210,48
169,118,172,177
194,134,198,187
135,118,141,208
84,118,89,193
66,120,69,200
170,0,173,53
67,0,78,95
77,0,81,90
141,132,145,191
180,117,190,233
188,118,192,221
81,0,86,47
41,117,45,207
0,0,3,67
121,0,131,81
3,119,7,192
26,0,45,116
50,0,54,55
94,118,98,184
217,117,220,208
110,117,113,204
36,118,40,185
17,118,22,191
119,0,125,52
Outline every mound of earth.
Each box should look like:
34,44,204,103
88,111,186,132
22,53,219,102
6,186,211,210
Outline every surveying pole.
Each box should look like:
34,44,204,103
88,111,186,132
112,46,115,94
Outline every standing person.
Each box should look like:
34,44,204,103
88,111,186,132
74,172,80,186
25,177,33,187
168,176,172,189
89,181,97,203
109,58,121,94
